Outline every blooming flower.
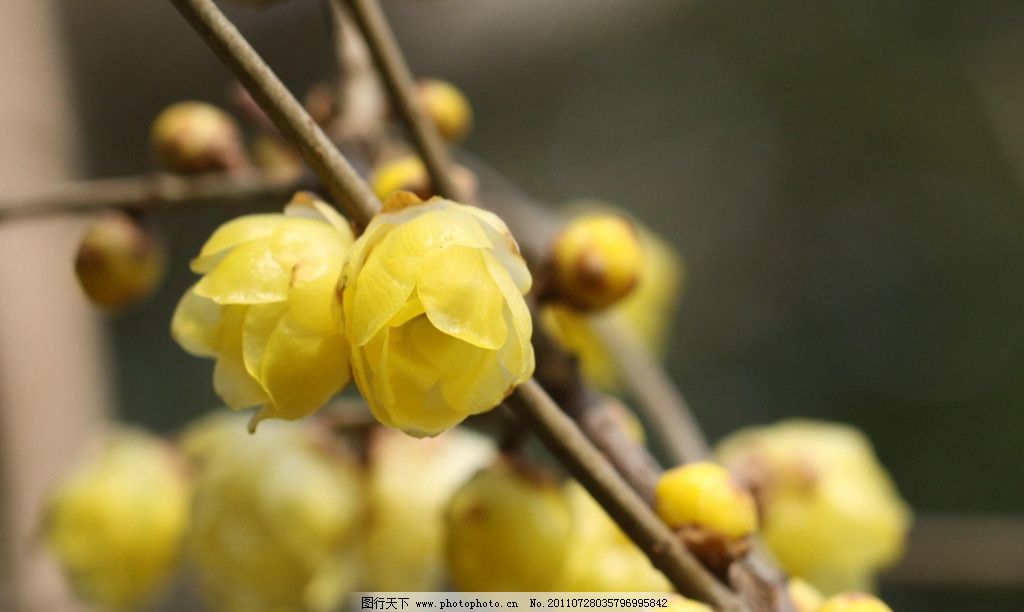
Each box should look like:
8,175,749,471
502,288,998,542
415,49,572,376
342,194,534,437
171,193,354,426
43,428,188,610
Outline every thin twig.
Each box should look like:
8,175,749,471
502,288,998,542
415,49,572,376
167,0,737,603
507,379,743,610
342,0,466,201
590,314,711,464
169,0,380,227
0,173,299,223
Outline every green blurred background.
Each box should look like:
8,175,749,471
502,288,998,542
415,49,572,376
55,1,1024,609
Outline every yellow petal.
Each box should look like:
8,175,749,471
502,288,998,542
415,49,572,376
191,214,285,273
283,193,355,241
213,306,269,409
241,302,288,381
171,285,225,357
194,238,290,304
416,247,507,350
348,254,416,346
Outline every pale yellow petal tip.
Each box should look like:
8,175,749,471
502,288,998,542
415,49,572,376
381,190,426,213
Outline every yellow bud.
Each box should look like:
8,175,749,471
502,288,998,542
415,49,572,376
185,414,364,612
75,210,167,313
343,196,533,437
43,428,188,610
716,420,912,594
664,594,714,612
418,78,473,142
362,427,495,590
445,461,573,591
251,135,304,183
819,593,892,612
150,101,247,174
370,155,478,203
789,577,825,612
550,213,644,311
171,192,354,425
655,461,758,540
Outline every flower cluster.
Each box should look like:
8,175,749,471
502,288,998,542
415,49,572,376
172,192,534,436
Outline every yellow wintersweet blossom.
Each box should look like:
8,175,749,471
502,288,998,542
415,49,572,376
717,420,912,595
342,194,534,437
43,428,188,610
183,412,364,612
655,461,758,541
171,193,354,426
542,208,683,390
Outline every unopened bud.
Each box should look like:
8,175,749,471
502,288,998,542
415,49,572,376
75,210,167,313
150,101,247,174
251,135,304,183
550,214,643,311
370,155,478,202
417,78,472,143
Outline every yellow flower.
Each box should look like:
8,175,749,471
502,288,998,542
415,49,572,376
184,413,364,612
549,213,644,311
43,428,188,610
717,420,912,595
542,208,683,389
171,193,354,426
417,78,473,143
342,194,534,437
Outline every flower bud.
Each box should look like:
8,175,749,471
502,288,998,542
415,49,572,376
819,593,892,612
363,427,495,590
251,135,304,183
717,420,912,594
549,213,644,311
417,78,473,142
74,210,167,313
171,193,354,426
43,428,188,610
150,101,247,174
655,461,757,573
342,195,533,437
445,461,572,591
370,155,478,203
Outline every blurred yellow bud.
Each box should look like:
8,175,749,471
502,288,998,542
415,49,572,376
542,208,683,389
664,594,713,612
555,483,672,592
445,461,573,591
171,193,354,426
184,413,364,612
717,420,912,594
343,195,534,437
819,593,892,612
74,210,168,313
417,78,473,142
362,427,495,590
251,135,304,183
150,101,247,174
655,461,758,541
43,428,188,610
550,213,643,311
370,154,478,203
789,577,825,612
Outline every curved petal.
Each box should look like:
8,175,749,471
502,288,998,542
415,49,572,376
191,214,285,273
417,247,507,350
194,239,290,305
171,285,225,357
213,306,269,409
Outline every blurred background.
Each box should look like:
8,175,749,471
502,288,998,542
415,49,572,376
2,0,1024,609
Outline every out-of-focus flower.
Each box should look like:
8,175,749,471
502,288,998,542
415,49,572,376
171,193,354,427
183,413,364,612
150,101,247,174
549,213,644,311
369,154,478,203
417,78,473,142
445,461,573,591
250,135,304,183
819,593,892,612
788,578,825,612
555,483,672,592
343,194,533,437
717,420,912,594
542,206,683,390
362,427,495,590
43,428,188,610
74,210,168,313
655,462,758,540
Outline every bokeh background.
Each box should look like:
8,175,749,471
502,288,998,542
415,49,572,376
2,0,1024,610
